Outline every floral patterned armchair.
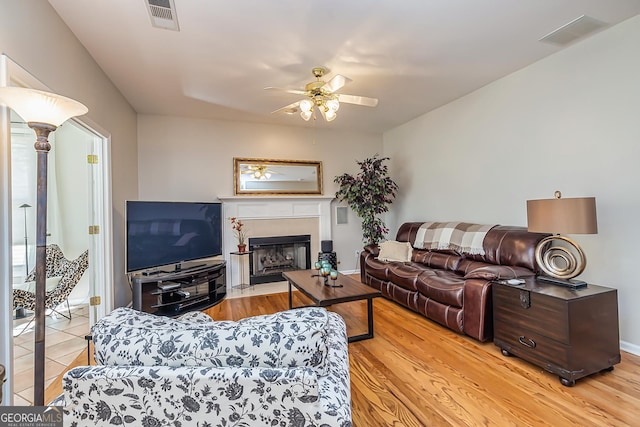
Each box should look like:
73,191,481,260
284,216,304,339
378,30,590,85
59,307,352,427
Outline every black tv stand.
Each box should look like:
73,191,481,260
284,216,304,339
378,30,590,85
174,263,206,273
142,269,170,276
132,261,226,316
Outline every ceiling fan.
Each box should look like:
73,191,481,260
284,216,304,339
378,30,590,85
265,67,378,122
240,164,276,180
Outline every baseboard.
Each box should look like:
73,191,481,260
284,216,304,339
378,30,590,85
620,340,640,356
339,269,359,275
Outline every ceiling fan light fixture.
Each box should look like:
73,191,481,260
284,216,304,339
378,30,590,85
267,67,378,124
300,99,313,112
326,99,339,112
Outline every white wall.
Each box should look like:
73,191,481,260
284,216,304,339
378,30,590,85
383,15,640,351
55,123,90,304
0,2,138,308
0,0,138,404
137,115,383,271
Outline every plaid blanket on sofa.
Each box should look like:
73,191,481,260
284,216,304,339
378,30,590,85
413,222,498,255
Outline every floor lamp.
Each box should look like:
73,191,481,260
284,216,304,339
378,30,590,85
19,203,32,276
0,87,87,406
14,203,32,319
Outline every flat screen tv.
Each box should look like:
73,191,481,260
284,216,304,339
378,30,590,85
126,201,223,273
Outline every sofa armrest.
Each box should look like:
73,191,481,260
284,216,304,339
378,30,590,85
63,365,322,426
462,278,493,342
360,245,379,284
363,244,380,257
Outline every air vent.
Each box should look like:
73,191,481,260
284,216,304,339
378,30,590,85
539,15,607,46
145,0,180,31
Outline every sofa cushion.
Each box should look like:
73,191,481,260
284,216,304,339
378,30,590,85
412,250,463,271
457,259,535,280
387,262,424,291
93,307,331,375
175,310,216,324
378,240,412,262
467,226,549,270
363,255,391,281
464,265,535,280
415,269,465,308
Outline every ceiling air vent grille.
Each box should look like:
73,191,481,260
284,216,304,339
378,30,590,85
145,0,180,31
539,15,607,46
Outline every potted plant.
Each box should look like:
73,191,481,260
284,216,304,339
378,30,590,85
334,154,398,246
229,217,247,252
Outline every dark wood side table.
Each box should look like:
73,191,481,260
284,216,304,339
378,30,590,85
493,278,620,386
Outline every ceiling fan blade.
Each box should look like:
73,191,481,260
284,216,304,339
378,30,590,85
271,100,301,114
337,93,379,107
264,87,307,96
323,74,352,93
317,105,328,121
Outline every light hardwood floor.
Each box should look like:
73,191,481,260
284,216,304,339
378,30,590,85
47,291,640,426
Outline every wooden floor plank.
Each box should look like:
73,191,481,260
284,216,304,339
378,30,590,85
47,288,640,426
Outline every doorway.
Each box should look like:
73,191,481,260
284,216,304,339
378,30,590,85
0,54,114,405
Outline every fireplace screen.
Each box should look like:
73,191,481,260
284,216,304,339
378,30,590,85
249,235,311,284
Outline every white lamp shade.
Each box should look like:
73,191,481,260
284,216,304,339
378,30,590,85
0,87,88,127
300,99,313,112
326,99,339,112
325,109,337,121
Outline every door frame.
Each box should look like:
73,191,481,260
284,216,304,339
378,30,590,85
0,54,114,404
75,117,114,325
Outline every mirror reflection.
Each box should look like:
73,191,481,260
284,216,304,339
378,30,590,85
234,158,323,195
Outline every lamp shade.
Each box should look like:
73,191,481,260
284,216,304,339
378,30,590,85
527,196,597,234
0,87,87,126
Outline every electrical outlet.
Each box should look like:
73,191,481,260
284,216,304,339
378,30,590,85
354,249,360,258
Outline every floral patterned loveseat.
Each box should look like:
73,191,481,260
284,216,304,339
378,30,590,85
60,307,352,427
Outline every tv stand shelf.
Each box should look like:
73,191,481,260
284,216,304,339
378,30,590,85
131,261,226,316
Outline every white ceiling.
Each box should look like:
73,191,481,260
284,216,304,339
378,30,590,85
47,0,640,133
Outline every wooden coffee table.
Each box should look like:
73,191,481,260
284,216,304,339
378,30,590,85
283,269,382,342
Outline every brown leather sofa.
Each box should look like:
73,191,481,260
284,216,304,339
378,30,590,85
360,222,549,342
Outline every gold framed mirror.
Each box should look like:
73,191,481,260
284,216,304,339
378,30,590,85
234,158,323,195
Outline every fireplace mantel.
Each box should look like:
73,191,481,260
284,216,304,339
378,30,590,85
219,195,335,288
217,195,335,203
218,195,334,250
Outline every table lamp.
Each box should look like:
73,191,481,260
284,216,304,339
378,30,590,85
526,191,597,289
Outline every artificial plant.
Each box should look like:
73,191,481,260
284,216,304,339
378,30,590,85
334,154,398,245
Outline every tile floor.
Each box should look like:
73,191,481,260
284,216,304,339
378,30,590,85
226,280,290,299
11,304,90,406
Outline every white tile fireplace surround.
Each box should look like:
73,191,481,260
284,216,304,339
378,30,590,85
218,196,334,289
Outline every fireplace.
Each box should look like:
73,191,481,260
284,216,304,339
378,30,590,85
249,235,311,284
